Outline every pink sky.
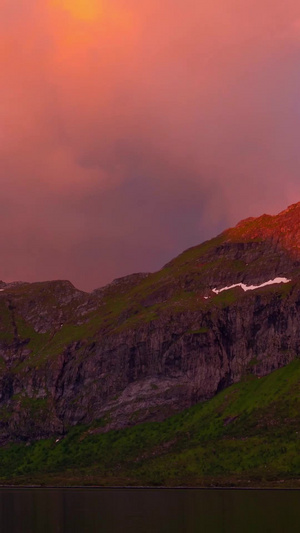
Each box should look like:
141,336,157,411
2,0,300,290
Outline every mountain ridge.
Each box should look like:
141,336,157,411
2,200,300,296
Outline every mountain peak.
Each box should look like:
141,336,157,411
279,201,300,215
225,201,300,257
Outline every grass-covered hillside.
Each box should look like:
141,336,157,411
1,358,300,488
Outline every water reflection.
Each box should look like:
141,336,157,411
0,488,299,532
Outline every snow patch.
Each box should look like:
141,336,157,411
212,277,291,295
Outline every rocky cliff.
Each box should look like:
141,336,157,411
1,202,300,443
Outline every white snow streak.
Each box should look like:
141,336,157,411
212,277,291,295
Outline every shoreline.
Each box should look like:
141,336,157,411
0,484,300,491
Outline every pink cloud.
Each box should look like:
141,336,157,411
1,1,300,289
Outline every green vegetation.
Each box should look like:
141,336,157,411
0,359,300,487
212,287,242,307
164,235,226,269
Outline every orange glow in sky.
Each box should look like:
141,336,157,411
51,0,102,21
2,0,300,290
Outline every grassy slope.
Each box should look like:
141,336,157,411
1,358,299,488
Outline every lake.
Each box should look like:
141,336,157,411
0,488,299,532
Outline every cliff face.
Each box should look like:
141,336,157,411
1,202,300,442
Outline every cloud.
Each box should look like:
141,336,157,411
1,0,300,289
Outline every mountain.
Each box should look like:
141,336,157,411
1,201,300,454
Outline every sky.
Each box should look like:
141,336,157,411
2,0,300,291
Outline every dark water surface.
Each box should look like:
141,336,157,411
0,488,299,533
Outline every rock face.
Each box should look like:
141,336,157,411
1,202,300,442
